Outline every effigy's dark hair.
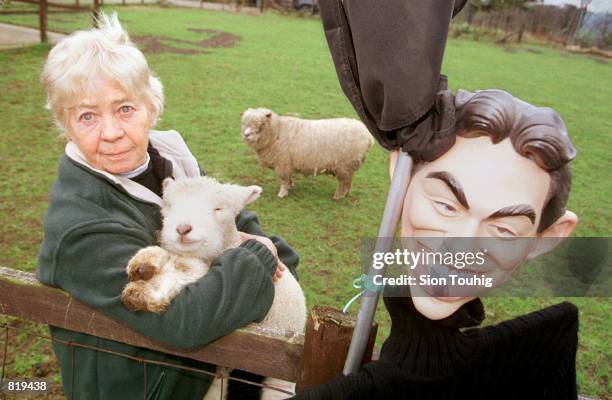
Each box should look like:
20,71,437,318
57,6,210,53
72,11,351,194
455,89,576,232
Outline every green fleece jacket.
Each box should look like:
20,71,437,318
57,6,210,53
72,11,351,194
37,131,299,400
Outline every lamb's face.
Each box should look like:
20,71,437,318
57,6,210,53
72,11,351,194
241,108,274,148
159,177,262,260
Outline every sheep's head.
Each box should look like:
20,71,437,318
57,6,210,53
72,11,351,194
159,176,262,260
240,108,276,149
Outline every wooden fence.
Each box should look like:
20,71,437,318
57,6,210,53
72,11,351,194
5,0,100,43
0,266,377,393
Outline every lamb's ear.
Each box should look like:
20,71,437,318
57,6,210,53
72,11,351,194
235,185,262,208
162,178,175,192
245,185,263,205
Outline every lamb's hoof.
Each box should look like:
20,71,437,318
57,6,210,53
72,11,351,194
122,282,148,311
126,246,169,281
277,189,289,198
121,282,167,313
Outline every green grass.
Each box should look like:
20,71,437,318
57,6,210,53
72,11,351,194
0,6,611,398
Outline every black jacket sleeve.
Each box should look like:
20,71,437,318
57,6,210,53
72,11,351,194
319,0,466,161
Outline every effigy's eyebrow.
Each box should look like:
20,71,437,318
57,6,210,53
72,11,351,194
487,204,536,224
426,171,469,209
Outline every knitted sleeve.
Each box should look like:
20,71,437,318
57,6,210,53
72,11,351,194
476,301,579,399
295,363,382,400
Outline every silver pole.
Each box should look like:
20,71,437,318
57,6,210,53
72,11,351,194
343,151,413,374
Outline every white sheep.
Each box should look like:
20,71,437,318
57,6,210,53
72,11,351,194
241,108,374,199
121,176,306,399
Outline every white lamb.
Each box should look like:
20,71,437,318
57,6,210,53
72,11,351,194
241,108,374,199
121,176,306,399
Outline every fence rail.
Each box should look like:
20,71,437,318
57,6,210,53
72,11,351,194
8,0,100,43
0,266,303,382
0,266,377,392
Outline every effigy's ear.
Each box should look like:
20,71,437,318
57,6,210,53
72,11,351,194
527,210,578,260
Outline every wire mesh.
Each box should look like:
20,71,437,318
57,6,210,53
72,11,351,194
1,326,8,400
0,322,294,399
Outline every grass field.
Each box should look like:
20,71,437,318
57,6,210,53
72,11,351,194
0,5,611,398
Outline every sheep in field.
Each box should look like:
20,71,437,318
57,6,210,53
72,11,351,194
240,108,374,199
121,176,306,399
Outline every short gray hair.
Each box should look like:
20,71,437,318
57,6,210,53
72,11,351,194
41,12,164,136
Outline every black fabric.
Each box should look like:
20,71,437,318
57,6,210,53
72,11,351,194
130,143,174,197
319,0,465,161
227,369,264,399
453,0,469,17
295,297,579,399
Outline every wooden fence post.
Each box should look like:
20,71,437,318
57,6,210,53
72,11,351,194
295,306,378,393
92,0,100,28
39,0,47,43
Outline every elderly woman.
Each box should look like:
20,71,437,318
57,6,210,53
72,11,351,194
37,13,298,400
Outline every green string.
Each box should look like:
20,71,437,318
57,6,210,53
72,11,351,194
342,274,382,313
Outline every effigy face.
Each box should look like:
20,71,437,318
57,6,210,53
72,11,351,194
392,133,577,319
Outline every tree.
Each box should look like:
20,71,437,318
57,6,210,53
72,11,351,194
593,12,612,48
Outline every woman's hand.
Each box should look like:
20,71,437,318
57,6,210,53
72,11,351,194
273,262,286,283
239,232,285,282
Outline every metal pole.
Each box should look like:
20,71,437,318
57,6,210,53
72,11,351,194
343,150,413,374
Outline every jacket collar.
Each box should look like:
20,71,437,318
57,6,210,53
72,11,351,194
65,129,200,207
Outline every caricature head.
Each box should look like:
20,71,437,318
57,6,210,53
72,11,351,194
390,89,578,320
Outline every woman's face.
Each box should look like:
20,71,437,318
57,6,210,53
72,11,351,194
66,78,152,174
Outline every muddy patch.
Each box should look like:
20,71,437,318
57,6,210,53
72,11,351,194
187,28,240,48
133,28,241,55
131,35,202,55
